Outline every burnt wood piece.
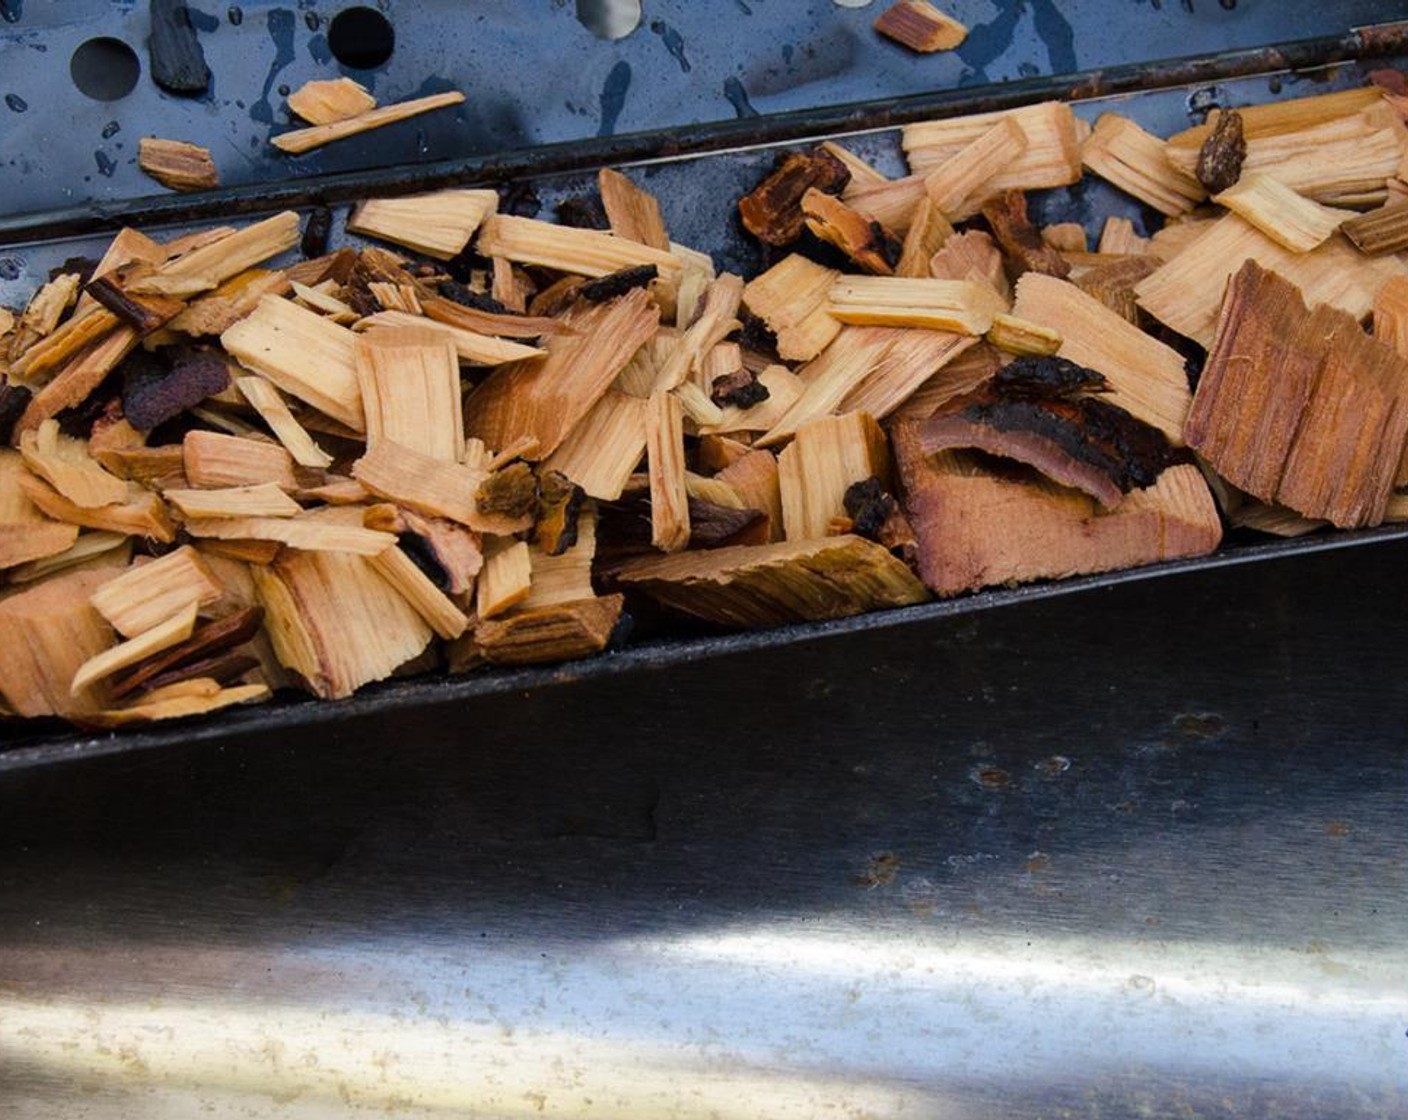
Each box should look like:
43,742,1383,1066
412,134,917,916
893,422,1221,597
147,0,211,96
580,265,659,303
301,206,333,259
121,348,230,432
85,269,185,334
917,392,1175,509
738,149,851,247
108,606,266,699
1196,108,1247,194
534,470,585,556
991,354,1110,399
981,190,1070,279
437,281,513,316
710,368,770,409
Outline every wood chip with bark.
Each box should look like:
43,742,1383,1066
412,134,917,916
138,138,219,192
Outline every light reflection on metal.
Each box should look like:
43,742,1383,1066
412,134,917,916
2,927,1403,1115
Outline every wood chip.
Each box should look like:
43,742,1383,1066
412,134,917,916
138,137,219,192
1342,202,1408,256
354,326,463,462
778,412,889,541
287,77,376,125
1011,272,1192,443
233,375,334,469
463,288,659,459
901,102,1083,216
827,276,1008,334
924,117,1027,217
619,536,927,627
896,197,955,279
184,430,298,490
477,213,682,281
893,423,1221,596
272,91,466,155
19,420,128,509
743,254,841,362
476,539,533,619
165,482,302,519
646,390,690,552
221,294,364,430
91,545,224,637
1135,213,1408,346
253,549,432,699
19,473,176,543
70,600,199,696
1214,172,1355,253
1081,113,1205,216
599,168,670,250
874,0,968,52
473,593,622,666
542,389,648,501
1186,260,1408,527
369,544,469,639
801,189,902,274
348,189,499,260
0,567,117,718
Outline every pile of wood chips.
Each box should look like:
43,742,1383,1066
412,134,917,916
4,80,1408,729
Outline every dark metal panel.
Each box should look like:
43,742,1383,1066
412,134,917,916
0,1,1402,225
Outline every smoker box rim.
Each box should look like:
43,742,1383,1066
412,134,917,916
5,522,1408,772
3,24,1408,769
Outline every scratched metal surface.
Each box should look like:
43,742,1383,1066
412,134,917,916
1,538,1407,1117
0,0,1397,223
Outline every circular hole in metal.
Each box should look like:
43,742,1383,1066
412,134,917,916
70,37,141,102
576,0,642,40
328,6,395,69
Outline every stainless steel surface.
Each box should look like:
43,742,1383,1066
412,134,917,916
3,540,1408,1116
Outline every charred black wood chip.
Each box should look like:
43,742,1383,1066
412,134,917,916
0,381,32,445
710,368,770,409
1196,108,1246,194
438,280,513,316
148,0,211,95
580,265,659,303
733,309,780,362
992,355,1109,399
398,530,453,592
843,477,898,539
122,347,230,431
301,206,333,258
55,368,124,439
556,194,611,230
920,392,1176,507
